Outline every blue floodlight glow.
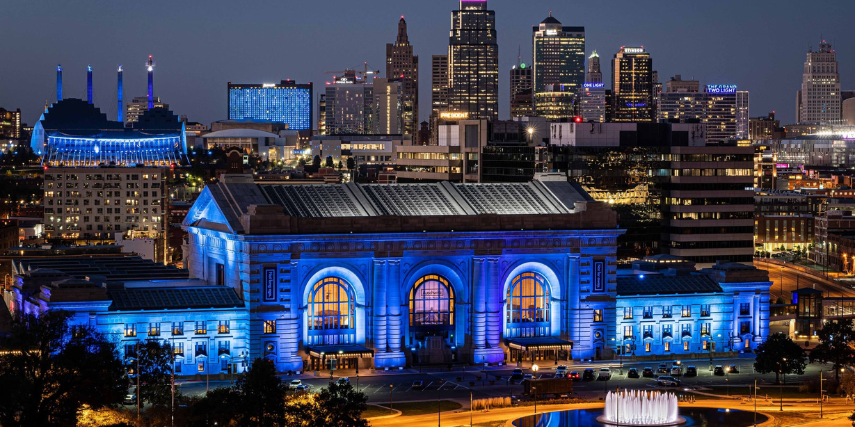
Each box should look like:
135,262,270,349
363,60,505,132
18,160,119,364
42,134,186,167
706,85,737,94
228,85,312,130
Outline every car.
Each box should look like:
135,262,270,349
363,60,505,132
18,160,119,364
628,368,639,378
671,366,682,376
657,364,669,374
728,365,740,374
295,384,311,394
714,365,725,376
123,394,137,405
289,379,303,389
556,365,568,376
523,374,534,380
569,371,580,380
336,377,350,386
598,368,611,380
511,368,525,381
685,366,697,377
642,367,654,378
412,380,425,390
554,372,567,379
657,376,681,387
583,368,595,381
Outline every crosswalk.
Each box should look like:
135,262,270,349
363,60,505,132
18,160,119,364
357,380,471,394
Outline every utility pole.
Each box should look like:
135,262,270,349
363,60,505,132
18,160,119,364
820,370,824,418
137,342,141,425
753,379,757,427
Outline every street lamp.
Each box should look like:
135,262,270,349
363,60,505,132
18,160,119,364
532,386,537,414
532,364,539,377
780,266,784,302
820,370,824,418
389,384,394,415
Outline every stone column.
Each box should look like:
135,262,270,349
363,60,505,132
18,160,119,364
566,256,582,357
279,261,303,372
472,258,486,352
485,258,502,349
379,259,406,367
372,260,387,354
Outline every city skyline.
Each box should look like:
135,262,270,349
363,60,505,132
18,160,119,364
0,0,851,128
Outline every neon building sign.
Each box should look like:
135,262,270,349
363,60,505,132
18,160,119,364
583,83,605,89
706,85,737,94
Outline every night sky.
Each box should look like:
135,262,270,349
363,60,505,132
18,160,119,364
1,0,852,128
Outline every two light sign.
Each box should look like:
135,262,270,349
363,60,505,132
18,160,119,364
706,85,738,94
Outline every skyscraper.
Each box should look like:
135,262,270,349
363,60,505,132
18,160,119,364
510,63,533,118
431,55,450,118
372,78,403,134
228,80,313,130
796,40,841,124
612,46,654,122
586,51,602,84
386,17,419,137
324,70,374,135
447,0,498,121
532,13,585,95
659,83,748,144
579,51,606,122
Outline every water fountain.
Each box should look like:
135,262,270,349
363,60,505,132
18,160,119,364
596,390,686,426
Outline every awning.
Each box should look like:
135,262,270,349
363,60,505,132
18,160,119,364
505,337,573,351
307,345,375,358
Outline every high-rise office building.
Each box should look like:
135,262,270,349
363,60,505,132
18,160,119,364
227,80,313,130
0,108,22,139
586,51,602,84
324,71,374,135
447,0,498,121
372,78,403,135
612,46,654,122
510,63,533,118
749,112,782,140
532,13,585,95
386,17,419,137
659,83,746,144
664,75,699,93
534,85,575,121
126,96,168,125
737,91,750,139
796,40,841,124
431,55,450,118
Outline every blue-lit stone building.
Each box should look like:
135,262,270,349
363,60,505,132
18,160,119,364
30,98,188,167
6,256,249,376
227,81,313,130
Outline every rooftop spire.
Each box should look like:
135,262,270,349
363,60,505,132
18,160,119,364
397,15,408,44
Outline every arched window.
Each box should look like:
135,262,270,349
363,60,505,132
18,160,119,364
409,275,454,327
505,272,550,338
307,277,355,345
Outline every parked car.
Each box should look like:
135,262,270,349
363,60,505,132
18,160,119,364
685,366,698,377
295,384,311,394
554,372,566,379
289,379,303,389
628,368,639,378
412,380,425,390
598,368,612,381
523,374,534,380
714,365,725,376
336,377,350,386
123,394,137,405
583,369,595,381
642,367,654,378
657,364,669,374
511,368,525,381
556,365,568,376
728,365,740,374
671,365,682,376
657,376,681,387
569,371,580,380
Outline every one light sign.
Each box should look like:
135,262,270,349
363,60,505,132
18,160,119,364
440,112,469,120
583,83,605,89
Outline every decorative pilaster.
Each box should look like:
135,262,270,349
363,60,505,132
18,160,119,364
372,260,387,353
279,261,302,371
472,258,486,352
376,259,406,368
485,258,501,349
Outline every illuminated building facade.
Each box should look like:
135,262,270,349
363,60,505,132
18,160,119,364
579,83,606,123
0,108,22,139
126,96,169,125
659,84,748,144
431,55,450,119
371,78,403,135
31,99,188,167
176,176,770,371
612,47,654,122
447,0,499,121
227,80,313,131
324,71,374,135
533,85,576,121
386,17,419,138
532,13,585,96
796,40,841,124
510,64,533,118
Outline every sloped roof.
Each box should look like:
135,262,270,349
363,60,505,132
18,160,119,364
203,129,278,139
617,274,723,296
108,287,243,311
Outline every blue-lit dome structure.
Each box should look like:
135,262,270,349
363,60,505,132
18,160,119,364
31,98,187,167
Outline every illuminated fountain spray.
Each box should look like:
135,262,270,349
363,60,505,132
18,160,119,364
597,390,685,426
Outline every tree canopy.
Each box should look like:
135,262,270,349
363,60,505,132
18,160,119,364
811,319,855,382
753,332,807,384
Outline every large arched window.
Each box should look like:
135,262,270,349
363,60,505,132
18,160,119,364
505,272,550,338
307,277,356,345
409,275,454,327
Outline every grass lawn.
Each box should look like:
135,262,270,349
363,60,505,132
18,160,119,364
388,400,463,416
699,385,818,400
362,404,394,418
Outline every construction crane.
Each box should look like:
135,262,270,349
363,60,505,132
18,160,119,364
324,62,380,82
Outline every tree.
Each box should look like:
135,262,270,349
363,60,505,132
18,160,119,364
130,340,174,406
811,319,855,382
754,332,807,384
314,381,368,427
337,161,343,170
312,155,321,168
235,358,286,426
0,311,129,427
298,158,307,167
324,156,334,168
841,371,855,399
187,387,242,427
346,157,355,171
